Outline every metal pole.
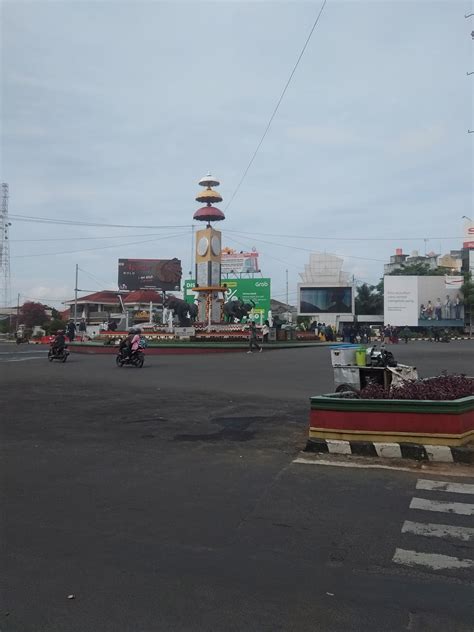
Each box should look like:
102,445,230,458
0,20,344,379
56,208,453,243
16,292,20,325
286,269,289,310
74,264,78,324
190,224,194,278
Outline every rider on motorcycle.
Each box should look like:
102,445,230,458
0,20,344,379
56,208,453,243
119,328,141,359
51,330,66,355
131,328,141,354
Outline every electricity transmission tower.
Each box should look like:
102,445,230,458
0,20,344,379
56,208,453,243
1,183,12,307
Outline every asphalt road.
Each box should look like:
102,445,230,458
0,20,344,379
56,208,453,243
1,341,473,631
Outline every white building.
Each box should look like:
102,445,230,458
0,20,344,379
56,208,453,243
297,253,354,327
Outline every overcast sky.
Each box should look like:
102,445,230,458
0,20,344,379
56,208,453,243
1,0,473,308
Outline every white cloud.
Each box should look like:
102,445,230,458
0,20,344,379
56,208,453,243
388,126,447,155
286,125,362,146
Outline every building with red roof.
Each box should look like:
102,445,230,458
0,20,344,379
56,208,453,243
63,289,167,326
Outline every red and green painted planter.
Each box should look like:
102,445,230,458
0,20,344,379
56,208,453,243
309,394,474,447
68,340,323,355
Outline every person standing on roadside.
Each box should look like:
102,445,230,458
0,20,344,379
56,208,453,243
262,319,270,343
247,321,262,354
78,318,87,341
66,320,76,341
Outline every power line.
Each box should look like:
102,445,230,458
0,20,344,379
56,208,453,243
9,232,174,243
225,234,301,270
9,214,192,230
226,229,459,242
225,0,328,212
78,267,115,290
228,231,386,263
11,231,190,259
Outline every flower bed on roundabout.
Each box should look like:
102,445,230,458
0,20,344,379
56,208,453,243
307,376,474,463
67,329,325,354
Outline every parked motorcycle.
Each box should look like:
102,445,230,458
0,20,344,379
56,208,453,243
116,349,145,368
48,345,70,363
366,344,397,367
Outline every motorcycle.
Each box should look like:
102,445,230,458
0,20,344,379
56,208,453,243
366,344,397,368
48,345,70,363
116,348,145,368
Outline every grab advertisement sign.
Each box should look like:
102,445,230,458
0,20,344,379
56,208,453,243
184,278,271,319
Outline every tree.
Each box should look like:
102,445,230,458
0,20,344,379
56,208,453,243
44,318,66,335
389,262,445,276
355,283,383,315
19,302,49,328
461,273,474,338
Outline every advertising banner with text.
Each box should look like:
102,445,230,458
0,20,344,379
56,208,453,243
384,276,418,326
384,276,464,326
118,258,182,291
184,278,271,319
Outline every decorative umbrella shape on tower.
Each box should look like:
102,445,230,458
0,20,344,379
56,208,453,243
193,173,225,226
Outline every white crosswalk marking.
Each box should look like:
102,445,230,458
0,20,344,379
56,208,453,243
393,478,474,575
393,549,474,570
416,479,474,495
401,520,474,542
410,497,474,516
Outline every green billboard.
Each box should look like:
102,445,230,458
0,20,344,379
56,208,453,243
183,278,271,321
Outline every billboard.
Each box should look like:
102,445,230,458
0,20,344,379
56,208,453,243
221,249,259,275
299,287,352,314
463,220,474,249
118,258,182,291
384,276,418,327
384,275,464,326
184,278,271,320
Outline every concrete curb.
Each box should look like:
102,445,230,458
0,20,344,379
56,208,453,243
305,439,474,464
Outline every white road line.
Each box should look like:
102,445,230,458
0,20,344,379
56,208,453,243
0,350,45,354
416,479,474,495
292,458,474,477
401,520,474,542
393,548,474,571
1,357,45,363
410,497,474,516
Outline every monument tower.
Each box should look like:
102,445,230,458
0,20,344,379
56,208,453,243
193,173,227,324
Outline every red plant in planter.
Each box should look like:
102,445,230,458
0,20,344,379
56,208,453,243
360,375,474,401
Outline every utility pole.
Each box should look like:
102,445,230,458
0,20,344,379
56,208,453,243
286,269,289,311
16,292,20,326
189,224,195,278
0,183,11,308
74,264,78,324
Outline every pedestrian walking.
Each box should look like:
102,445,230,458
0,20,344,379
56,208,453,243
262,320,270,343
66,319,76,341
247,321,262,353
78,318,87,341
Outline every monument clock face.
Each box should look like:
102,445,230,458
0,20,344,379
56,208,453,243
211,235,221,256
197,236,209,257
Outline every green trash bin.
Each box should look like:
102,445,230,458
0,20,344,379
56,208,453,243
355,347,367,367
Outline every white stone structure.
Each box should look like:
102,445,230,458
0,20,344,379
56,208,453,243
297,253,354,327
